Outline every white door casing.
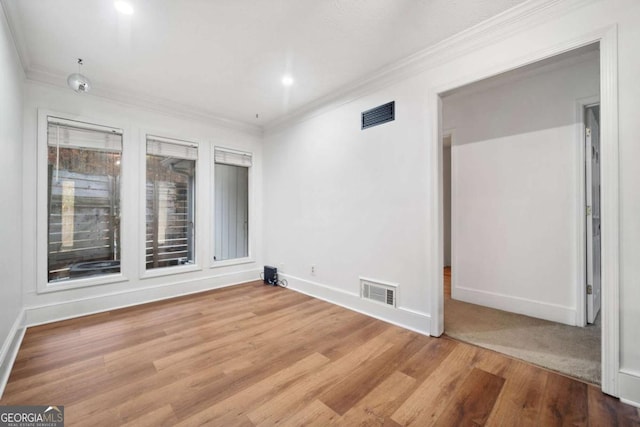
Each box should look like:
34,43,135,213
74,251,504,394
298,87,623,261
432,26,619,396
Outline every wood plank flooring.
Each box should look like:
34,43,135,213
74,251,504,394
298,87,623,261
1,281,639,426
444,266,451,298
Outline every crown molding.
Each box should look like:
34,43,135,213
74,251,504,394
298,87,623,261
263,0,598,135
4,0,598,138
25,66,263,136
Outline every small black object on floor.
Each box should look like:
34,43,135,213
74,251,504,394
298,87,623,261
264,266,278,286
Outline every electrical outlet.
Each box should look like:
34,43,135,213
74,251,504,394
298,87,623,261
311,265,316,276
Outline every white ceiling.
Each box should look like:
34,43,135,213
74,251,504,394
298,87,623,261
3,0,526,128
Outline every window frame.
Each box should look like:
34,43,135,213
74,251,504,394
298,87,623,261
210,146,255,268
139,131,203,279
37,110,129,293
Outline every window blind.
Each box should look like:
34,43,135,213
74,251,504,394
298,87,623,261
46,116,122,282
47,117,122,152
147,135,198,160
214,147,252,167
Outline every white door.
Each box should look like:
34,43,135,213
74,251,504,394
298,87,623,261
586,106,601,324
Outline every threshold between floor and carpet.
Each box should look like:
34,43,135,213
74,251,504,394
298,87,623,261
444,297,601,385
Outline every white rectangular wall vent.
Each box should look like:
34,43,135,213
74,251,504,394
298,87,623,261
360,278,397,308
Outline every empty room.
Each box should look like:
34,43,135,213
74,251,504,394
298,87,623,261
1,0,639,426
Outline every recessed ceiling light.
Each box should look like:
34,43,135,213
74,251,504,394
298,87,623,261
281,75,294,87
114,1,134,15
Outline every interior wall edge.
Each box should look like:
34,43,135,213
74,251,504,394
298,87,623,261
0,0,25,400
0,0,27,77
22,269,260,328
281,273,431,336
0,309,25,399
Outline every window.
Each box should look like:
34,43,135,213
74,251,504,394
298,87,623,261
214,148,251,262
47,117,122,283
146,136,197,270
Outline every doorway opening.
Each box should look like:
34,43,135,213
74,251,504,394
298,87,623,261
585,104,601,325
439,44,603,384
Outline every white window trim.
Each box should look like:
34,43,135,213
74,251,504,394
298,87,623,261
139,130,205,279
212,257,255,268
37,109,129,293
141,263,202,279
210,146,255,268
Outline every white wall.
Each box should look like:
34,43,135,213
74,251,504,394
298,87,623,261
263,76,432,333
0,5,24,392
263,0,640,404
21,82,263,325
443,52,599,325
615,1,640,403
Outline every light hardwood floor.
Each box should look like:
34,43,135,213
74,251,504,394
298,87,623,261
444,266,451,298
2,281,639,426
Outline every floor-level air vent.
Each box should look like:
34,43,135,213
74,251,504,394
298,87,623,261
361,101,395,130
360,278,397,307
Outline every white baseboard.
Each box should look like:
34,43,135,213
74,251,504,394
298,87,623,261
619,370,640,408
282,274,431,336
0,309,26,399
24,269,260,327
453,286,577,326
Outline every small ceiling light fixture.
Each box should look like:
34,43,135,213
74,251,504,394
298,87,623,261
281,75,294,87
114,1,134,15
67,58,91,93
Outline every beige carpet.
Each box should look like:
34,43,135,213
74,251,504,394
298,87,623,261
445,292,601,385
